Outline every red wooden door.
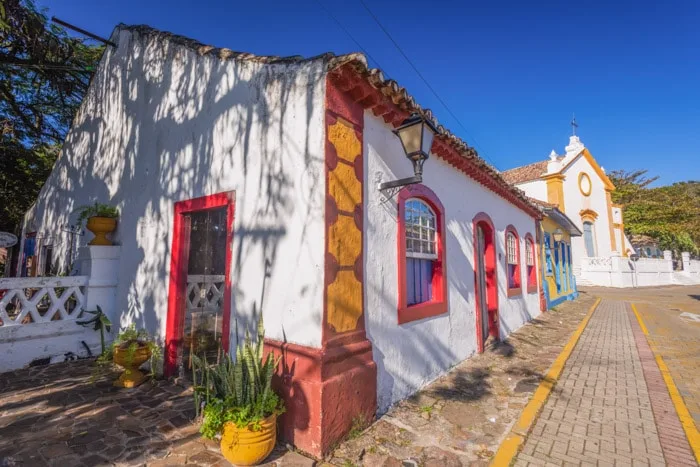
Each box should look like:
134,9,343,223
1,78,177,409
165,192,235,378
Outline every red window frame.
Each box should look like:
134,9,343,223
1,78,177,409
524,233,537,293
505,225,521,297
397,184,447,324
165,191,235,377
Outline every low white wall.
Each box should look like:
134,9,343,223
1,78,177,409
0,320,105,373
364,113,540,413
0,246,119,373
580,255,675,288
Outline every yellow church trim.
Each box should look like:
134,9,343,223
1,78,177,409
578,172,592,196
543,173,566,212
605,189,616,252
560,148,615,191
579,209,599,221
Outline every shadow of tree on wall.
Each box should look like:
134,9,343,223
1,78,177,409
25,26,325,365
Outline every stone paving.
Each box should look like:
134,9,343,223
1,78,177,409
327,293,598,466
0,361,311,466
585,285,700,429
515,300,666,466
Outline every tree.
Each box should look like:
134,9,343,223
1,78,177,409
609,169,700,255
0,0,103,233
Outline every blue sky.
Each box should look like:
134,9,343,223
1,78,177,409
41,0,699,184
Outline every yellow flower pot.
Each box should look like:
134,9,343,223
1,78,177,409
86,216,117,246
220,414,277,466
113,343,151,388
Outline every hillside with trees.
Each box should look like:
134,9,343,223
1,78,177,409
609,169,700,255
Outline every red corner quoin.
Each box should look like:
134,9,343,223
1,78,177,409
260,74,377,459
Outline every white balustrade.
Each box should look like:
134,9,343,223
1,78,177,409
0,276,88,327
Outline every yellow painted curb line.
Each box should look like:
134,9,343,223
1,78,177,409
631,304,700,464
490,297,601,466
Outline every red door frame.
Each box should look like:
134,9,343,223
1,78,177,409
164,191,236,377
473,212,499,353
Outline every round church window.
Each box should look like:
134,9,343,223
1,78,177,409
579,172,592,196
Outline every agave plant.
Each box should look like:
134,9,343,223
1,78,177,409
192,317,284,438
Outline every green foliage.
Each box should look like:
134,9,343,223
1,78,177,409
76,305,112,355
76,202,119,226
0,0,103,233
192,317,285,438
609,170,700,255
93,324,161,379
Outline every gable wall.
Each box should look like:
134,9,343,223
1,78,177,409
22,28,328,349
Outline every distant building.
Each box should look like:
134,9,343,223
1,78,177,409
502,135,635,284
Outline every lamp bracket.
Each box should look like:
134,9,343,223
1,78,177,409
378,175,422,203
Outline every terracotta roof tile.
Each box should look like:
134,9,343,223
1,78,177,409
501,160,549,184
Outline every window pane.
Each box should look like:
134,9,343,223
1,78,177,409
405,198,438,260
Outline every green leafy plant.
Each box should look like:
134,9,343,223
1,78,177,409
76,202,119,227
77,305,112,355
192,317,285,439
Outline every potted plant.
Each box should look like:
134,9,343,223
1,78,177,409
109,325,161,388
77,202,119,246
192,319,284,466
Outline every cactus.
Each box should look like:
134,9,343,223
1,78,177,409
191,315,284,436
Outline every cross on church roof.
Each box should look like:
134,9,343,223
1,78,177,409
571,114,578,136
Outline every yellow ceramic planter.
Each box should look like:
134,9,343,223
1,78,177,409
220,414,277,466
113,344,151,388
86,216,117,246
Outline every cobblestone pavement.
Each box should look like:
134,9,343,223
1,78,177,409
516,300,667,466
327,293,598,466
584,285,700,429
0,361,312,466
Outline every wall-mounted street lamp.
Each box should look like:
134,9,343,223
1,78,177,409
552,228,564,243
379,113,439,192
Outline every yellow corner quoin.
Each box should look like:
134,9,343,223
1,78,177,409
490,298,601,466
631,304,700,463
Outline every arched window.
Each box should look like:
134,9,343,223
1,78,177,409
397,185,447,324
525,234,537,293
505,226,521,297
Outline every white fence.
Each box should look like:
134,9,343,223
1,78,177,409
580,251,700,288
0,246,119,372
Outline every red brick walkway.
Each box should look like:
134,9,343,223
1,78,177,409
516,300,697,466
628,305,697,466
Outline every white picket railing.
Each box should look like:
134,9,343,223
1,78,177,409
0,276,88,327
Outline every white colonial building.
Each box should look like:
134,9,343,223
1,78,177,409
7,25,549,456
501,135,690,288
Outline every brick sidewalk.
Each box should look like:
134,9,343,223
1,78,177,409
516,301,666,466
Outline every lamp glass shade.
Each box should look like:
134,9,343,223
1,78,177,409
396,121,423,158
420,122,436,157
552,228,564,243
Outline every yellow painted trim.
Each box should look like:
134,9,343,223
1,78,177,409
578,172,592,196
490,298,601,466
631,304,700,463
606,190,616,252
579,208,599,221
620,222,628,257
559,148,615,191
543,174,566,212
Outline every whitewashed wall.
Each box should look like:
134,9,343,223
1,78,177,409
561,155,614,270
364,113,540,413
22,27,327,349
514,179,547,201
